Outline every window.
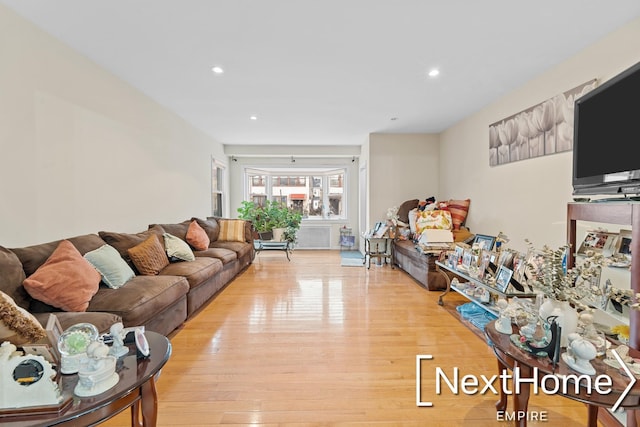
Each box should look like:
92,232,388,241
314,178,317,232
244,168,346,219
211,158,225,217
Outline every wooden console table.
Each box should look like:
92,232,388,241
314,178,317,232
485,320,640,427
2,331,171,427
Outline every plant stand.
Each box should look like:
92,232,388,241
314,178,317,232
254,240,291,261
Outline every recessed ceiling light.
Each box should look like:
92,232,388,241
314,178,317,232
428,69,440,78
211,66,224,74
250,115,258,121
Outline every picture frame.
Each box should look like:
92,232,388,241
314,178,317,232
472,234,496,251
577,231,618,256
495,265,513,293
616,229,632,256
497,249,515,270
524,250,545,282
461,249,473,270
45,313,63,363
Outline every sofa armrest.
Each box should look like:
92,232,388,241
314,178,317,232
244,220,255,244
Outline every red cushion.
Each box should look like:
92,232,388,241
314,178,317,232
23,240,100,312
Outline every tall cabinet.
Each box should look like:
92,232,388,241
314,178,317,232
568,203,640,426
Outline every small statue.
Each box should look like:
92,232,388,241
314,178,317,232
75,339,118,397
109,322,128,358
495,299,513,334
562,335,597,375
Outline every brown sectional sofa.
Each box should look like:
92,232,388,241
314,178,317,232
0,217,253,337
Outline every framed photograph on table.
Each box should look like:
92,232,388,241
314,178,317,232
577,231,618,256
616,229,632,257
495,265,513,293
472,234,496,251
45,313,63,362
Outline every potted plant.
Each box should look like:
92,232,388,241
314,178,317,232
237,200,273,240
237,200,301,242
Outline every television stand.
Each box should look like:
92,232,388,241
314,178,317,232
589,196,640,203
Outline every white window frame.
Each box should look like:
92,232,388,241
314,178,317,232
211,157,225,217
243,167,347,221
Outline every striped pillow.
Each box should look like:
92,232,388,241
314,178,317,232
218,219,246,242
444,199,470,230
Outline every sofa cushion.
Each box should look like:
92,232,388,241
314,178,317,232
186,220,210,250
23,240,101,312
98,225,164,265
160,257,222,289
397,199,419,224
12,234,108,277
86,275,189,328
127,234,169,276
84,244,136,289
194,247,238,264
0,246,30,309
209,241,253,261
0,290,47,345
149,220,191,241
193,217,221,243
443,199,470,230
163,233,196,262
218,219,247,242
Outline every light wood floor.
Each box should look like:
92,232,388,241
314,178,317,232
104,250,596,426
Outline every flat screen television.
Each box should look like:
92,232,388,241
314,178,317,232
572,60,640,196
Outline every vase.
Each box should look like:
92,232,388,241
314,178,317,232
539,299,578,348
272,228,286,242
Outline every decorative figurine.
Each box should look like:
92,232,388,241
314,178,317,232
0,341,63,409
562,335,597,375
108,322,128,358
74,338,118,397
495,298,513,334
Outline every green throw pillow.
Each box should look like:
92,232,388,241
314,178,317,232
84,244,135,289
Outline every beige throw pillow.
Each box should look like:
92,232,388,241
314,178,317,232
163,233,195,262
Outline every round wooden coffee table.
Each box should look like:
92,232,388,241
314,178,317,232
1,330,171,427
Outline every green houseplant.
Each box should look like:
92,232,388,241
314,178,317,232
237,200,301,243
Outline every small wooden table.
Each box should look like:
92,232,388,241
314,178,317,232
485,320,640,427
2,331,171,427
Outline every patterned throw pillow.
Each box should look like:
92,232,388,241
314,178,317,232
0,290,47,345
218,219,246,242
22,240,101,312
127,234,169,275
415,210,453,234
163,233,195,262
186,220,210,251
84,244,135,289
443,199,470,230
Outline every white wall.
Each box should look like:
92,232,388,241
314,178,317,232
0,6,227,247
439,17,640,252
368,133,439,229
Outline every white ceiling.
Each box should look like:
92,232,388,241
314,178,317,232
2,0,640,147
